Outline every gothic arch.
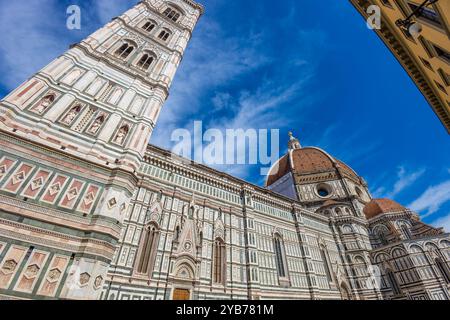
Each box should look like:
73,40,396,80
146,201,163,226
341,224,354,234
339,281,352,300
175,262,195,280
164,2,186,15
113,39,138,59
135,221,160,276
390,247,407,257
408,244,424,253
173,257,197,280
373,252,390,264
135,50,157,70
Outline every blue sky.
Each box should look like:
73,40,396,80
0,0,449,230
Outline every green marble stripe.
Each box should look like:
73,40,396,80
31,252,54,296
0,242,12,264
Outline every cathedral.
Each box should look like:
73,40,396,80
0,0,449,300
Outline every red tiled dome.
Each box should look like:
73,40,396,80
363,199,407,219
265,147,359,187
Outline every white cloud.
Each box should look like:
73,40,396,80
431,213,450,233
409,180,450,217
94,0,136,24
151,17,272,149
386,166,426,198
369,166,425,200
0,0,65,89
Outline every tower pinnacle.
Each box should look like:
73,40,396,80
288,131,302,150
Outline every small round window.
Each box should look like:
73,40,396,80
316,183,332,198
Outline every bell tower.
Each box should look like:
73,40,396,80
0,0,203,300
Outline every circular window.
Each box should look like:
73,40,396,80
316,183,332,198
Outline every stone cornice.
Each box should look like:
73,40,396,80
144,144,306,212
349,0,450,133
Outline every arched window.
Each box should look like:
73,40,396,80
401,224,412,240
114,42,135,59
386,269,402,295
378,231,389,246
320,247,333,283
340,283,351,300
213,238,226,284
137,53,155,70
142,21,156,32
136,224,160,275
163,7,181,22
435,257,450,283
158,30,171,42
273,235,287,278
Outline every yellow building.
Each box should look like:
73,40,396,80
350,0,450,133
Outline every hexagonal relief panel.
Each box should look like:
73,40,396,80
24,264,40,278
79,272,91,286
47,268,62,283
1,259,18,274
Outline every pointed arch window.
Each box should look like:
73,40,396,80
273,234,287,278
158,30,171,42
386,269,402,295
136,223,160,275
163,7,181,22
401,224,412,240
114,42,135,59
378,230,389,246
320,247,333,283
137,53,155,70
213,237,226,284
435,257,450,283
142,21,156,33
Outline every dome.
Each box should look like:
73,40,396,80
265,147,360,187
363,199,407,219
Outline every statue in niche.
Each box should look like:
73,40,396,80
88,116,104,134
114,125,129,145
62,105,81,125
34,94,55,114
188,207,194,219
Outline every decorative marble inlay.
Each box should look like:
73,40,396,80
83,192,95,205
108,198,118,209
67,187,79,201
48,183,61,196
30,177,44,191
94,275,103,289
12,171,26,185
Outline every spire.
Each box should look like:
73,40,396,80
288,131,302,150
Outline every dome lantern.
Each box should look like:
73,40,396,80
288,131,302,150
